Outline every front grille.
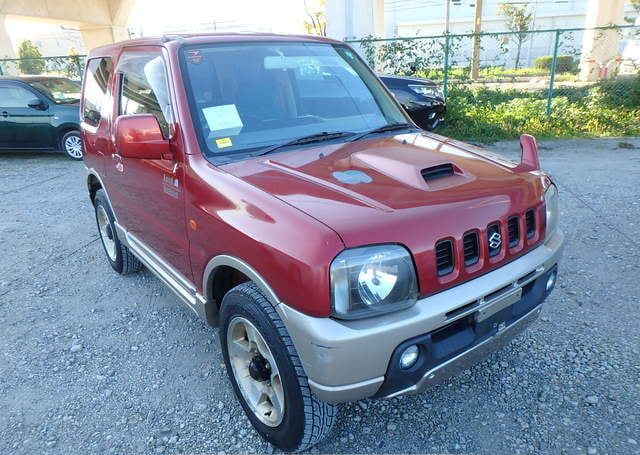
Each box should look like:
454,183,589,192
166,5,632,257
487,223,502,257
508,216,520,248
463,231,479,266
432,207,538,278
525,209,535,238
421,163,454,182
435,240,454,276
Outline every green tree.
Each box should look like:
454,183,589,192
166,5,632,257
303,0,327,36
18,40,45,75
64,48,82,80
499,2,534,70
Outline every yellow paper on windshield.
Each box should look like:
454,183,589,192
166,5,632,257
215,137,233,149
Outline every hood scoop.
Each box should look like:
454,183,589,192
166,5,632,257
421,163,455,182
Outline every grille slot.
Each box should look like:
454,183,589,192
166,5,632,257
435,240,454,276
463,231,479,266
487,223,502,257
421,163,454,182
508,216,520,248
525,209,536,238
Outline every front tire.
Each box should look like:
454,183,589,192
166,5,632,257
220,282,336,452
61,130,83,160
93,189,143,275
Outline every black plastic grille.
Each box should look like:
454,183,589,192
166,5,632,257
435,240,454,276
508,217,520,248
463,231,479,266
487,223,502,257
525,209,536,238
421,163,454,182
433,208,538,277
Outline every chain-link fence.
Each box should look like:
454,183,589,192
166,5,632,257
349,25,640,141
0,55,86,81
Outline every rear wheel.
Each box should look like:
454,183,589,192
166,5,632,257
94,189,142,275
220,282,336,452
61,130,83,160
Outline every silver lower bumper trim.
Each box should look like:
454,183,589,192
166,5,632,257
382,304,542,398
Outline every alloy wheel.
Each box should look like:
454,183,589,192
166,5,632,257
96,205,117,261
64,135,83,159
226,317,285,427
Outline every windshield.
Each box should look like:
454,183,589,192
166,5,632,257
180,42,407,162
28,78,81,104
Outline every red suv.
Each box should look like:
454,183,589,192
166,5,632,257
81,34,563,452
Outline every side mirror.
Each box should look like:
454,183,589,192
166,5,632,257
115,114,172,160
27,98,47,110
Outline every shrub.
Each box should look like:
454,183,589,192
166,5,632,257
534,55,577,73
440,77,640,142
18,40,45,75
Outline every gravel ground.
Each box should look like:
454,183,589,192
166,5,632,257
1,137,639,455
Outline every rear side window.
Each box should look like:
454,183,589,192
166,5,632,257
83,57,113,126
117,51,172,138
0,84,36,108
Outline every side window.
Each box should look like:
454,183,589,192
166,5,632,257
0,84,36,108
83,57,113,126
118,51,172,138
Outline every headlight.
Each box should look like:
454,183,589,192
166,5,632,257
408,84,443,100
330,245,418,319
544,184,559,239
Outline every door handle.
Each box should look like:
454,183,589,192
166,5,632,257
1,111,8,118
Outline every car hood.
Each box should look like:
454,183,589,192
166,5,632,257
220,132,547,295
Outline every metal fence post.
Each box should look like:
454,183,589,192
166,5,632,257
443,33,451,100
546,30,562,116
76,58,83,79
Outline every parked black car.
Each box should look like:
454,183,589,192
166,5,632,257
379,75,445,131
0,76,83,160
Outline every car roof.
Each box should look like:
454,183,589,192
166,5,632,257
88,32,344,57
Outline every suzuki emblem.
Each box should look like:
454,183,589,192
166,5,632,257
489,232,502,249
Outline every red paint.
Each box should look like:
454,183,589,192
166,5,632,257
115,115,171,160
83,35,552,318
514,134,540,172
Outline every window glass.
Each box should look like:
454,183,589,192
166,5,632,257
0,85,37,108
28,78,81,104
118,52,172,138
180,42,406,162
83,57,113,126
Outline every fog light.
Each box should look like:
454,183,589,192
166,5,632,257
546,271,557,291
399,345,419,369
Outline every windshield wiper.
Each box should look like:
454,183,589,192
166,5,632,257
349,122,417,142
257,131,355,156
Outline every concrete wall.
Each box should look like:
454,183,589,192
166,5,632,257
0,14,13,57
326,0,384,41
0,0,133,56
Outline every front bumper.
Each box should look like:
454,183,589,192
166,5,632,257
277,230,564,403
407,103,446,131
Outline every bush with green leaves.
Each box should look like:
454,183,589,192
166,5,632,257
440,76,640,142
18,40,45,75
534,55,578,73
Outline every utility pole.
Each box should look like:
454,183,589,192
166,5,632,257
470,0,484,80
444,0,450,34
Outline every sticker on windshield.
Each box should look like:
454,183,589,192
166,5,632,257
186,50,202,64
215,137,233,149
202,104,243,136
